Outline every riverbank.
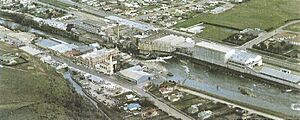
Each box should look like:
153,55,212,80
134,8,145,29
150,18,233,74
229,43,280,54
174,52,300,90
0,42,105,119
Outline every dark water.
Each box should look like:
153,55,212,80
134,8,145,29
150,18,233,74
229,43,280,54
63,71,85,95
163,59,300,117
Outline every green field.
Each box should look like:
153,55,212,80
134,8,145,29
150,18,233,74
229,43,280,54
195,25,238,42
284,23,300,32
175,0,300,31
0,43,103,119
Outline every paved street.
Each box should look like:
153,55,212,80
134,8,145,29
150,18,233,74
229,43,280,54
238,20,300,50
52,56,193,120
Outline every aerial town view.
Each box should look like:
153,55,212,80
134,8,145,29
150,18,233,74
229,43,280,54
1,0,300,120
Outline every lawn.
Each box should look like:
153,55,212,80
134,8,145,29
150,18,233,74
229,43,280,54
175,0,300,31
284,23,300,32
0,43,103,119
195,24,238,42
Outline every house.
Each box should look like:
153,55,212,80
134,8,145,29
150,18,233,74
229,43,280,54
187,104,199,114
198,110,213,119
142,108,159,119
126,94,139,101
159,86,175,94
167,93,182,102
125,103,141,111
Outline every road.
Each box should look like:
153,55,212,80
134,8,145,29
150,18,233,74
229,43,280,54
23,1,300,119
238,20,300,50
177,87,284,120
52,56,193,120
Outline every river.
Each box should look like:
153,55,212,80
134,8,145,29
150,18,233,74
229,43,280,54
163,59,300,117
1,17,299,118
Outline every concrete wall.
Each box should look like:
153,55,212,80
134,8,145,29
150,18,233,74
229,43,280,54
192,46,227,67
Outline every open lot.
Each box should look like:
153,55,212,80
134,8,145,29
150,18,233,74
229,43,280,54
195,24,238,42
0,43,103,119
175,0,300,39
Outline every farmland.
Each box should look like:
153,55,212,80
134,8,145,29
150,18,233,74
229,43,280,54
175,0,300,41
175,0,300,30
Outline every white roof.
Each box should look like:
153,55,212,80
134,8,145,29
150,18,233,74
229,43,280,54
154,34,195,48
106,16,154,31
7,32,36,43
19,46,43,55
229,50,261,64
80,48,115,59
49,44,78,53
260,67,300,83
196,41,234,53
119,66,153,81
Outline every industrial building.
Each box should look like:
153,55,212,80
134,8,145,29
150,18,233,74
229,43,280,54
118,65,154,84
35,38,78,54
193,41,262,69
228,50,262,69
78,48,119,75
193,41,235,67
138,34,195,53
64,45,94,57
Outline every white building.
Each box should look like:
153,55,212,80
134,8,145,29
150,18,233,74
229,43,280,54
138,34,195,53
193,41,235,66
78,48,119,75
228,50,262,69
119,65,154,84
193,41,262,69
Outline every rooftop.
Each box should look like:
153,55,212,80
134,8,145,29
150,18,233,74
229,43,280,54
19,46,43,55
35,39,61,48
49,44,78,53
260,67,300,83
196,41,234,53
80,48,116,59
229,50,261,64
119,65,153,81
127,103,141,111
106,16,154,31
154,34,195,48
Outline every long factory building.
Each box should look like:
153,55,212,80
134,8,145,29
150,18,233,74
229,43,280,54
192,41,300,88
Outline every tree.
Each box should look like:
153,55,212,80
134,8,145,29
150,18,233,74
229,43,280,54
259,42,267,50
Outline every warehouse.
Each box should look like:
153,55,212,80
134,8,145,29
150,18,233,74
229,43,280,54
35,39,61,49
228,50,262,69
118,65,154,84
138,34,195,53
193,41,262,69
193,41,235,66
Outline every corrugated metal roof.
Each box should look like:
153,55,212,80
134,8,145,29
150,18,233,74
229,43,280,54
35,39,60,48
229,50,261,64
154,34,195,48
49,44,78,53
119,66,153,81
106,16,154,31
196,41,234,53
260,67,300,83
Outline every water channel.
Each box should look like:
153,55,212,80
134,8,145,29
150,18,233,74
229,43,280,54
1,17,299,117
163,59,300,117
